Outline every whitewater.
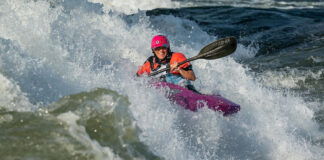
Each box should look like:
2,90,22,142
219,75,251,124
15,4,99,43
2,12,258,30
0,0,323,159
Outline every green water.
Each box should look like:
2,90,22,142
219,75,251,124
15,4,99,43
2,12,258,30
0,88,161,160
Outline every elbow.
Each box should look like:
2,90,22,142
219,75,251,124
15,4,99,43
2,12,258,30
189,74,196,81
189,72,196,81
192,72,196,81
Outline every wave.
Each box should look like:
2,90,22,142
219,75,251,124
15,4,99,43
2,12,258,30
0,0,323,159
0,88,161,160
0,73,33,112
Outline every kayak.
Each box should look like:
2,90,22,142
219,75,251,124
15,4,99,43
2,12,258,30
153,82,240,116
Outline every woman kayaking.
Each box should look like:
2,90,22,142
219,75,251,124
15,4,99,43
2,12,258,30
136,35,196,90
136,35,240,115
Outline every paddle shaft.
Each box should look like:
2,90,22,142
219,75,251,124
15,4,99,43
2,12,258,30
148,47,217,77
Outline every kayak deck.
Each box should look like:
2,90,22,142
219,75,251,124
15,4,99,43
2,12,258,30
154,82,240,116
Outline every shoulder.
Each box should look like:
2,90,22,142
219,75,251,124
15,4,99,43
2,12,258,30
169,52,191,70
170,52,187,62
146,55,155,61
139,56,155,69
171,52,186,58
137,56,154,75
142,56,154,65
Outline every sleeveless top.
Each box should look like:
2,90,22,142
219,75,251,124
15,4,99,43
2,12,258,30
136,52,193,87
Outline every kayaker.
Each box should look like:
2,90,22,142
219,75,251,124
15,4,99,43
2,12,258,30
136,35,197,90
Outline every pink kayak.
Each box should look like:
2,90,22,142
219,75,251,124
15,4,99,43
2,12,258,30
154,82,240,116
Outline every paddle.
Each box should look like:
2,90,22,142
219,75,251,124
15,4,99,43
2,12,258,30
149,36,237,77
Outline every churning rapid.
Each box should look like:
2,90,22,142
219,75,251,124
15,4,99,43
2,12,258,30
0,0,323,159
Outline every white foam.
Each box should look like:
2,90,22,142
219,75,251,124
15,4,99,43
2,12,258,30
191,56,323,159
257,68,323,89
0,0,61,53
0,0,322,159
57,111,121,160
89,0,180,14
0,73,34,111
232,43,259,60
309,55,324,63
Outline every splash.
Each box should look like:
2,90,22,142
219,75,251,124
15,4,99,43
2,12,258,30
0,0,323,159
90,0,180,14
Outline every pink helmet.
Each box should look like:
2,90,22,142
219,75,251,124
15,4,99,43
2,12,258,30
151,35,170,49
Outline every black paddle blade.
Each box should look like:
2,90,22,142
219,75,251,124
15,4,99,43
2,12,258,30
199,36,237,60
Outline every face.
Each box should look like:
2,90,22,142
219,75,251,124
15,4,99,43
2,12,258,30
153,47,168,60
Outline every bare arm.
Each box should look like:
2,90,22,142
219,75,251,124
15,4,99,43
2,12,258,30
170,62,196,81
